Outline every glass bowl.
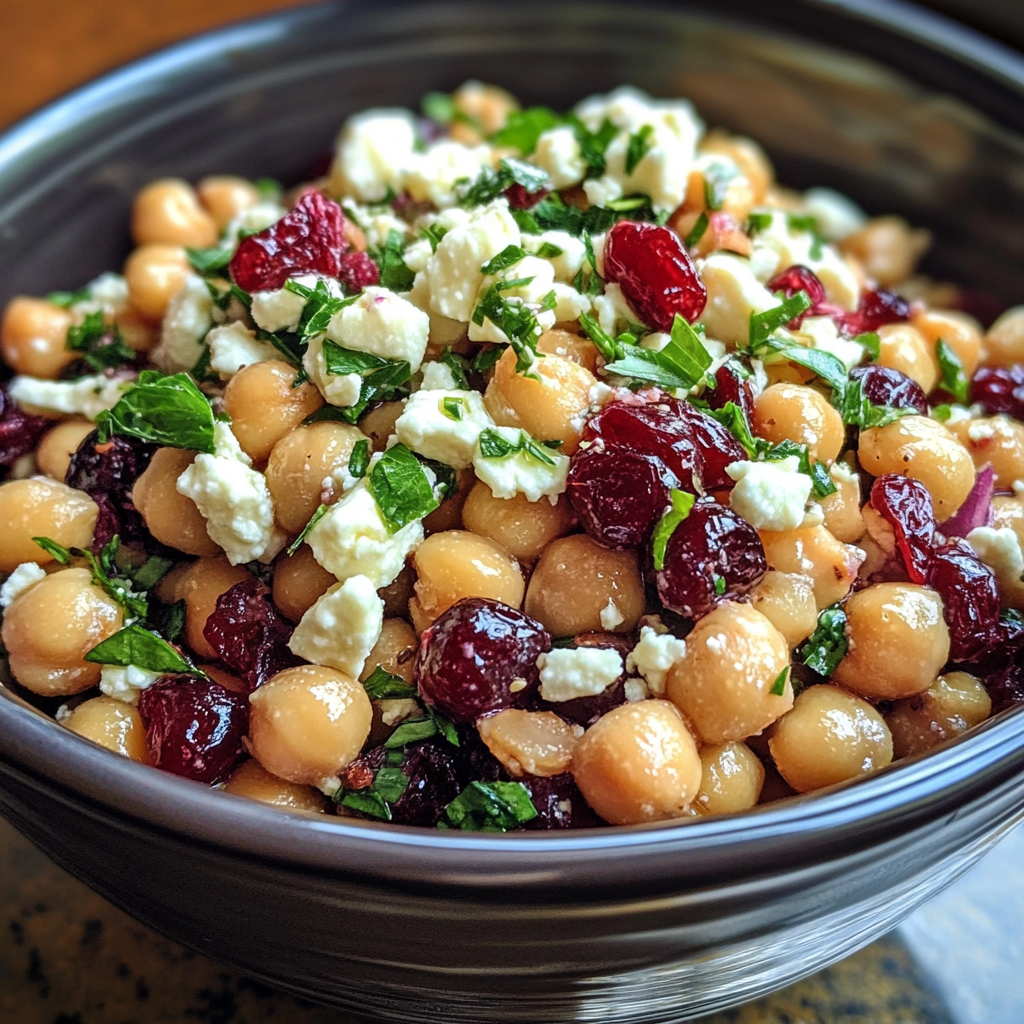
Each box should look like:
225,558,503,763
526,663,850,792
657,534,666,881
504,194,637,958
2,2,1024,1020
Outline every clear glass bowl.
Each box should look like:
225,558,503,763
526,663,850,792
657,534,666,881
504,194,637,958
2,2,1024,1021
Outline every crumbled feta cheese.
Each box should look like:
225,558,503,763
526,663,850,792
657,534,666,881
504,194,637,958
472,426,570,503
224,200,286,238
153,274,213,372
207,321,278,380
592,282,636,338
404,272,468,348
623,678,650,703
469,255,557,345
599,599,624,631
625,626,687,696
402,236,435,275
829,459,859,486
537,646,624,702
943,405,975,425
589,382,616,407
697,254,780,347
395,388,494,469
332,109,419,203
793,316,865,372
800,187,867,241
967,526,1024,596
55,704,72,724
301,336,363,408
403,140,494,209
0,562,46,607
176,421,276,565
250,277,329,333
967,420,998,442
99,664,166,705
288,574,384,678
343,201,411,250
75,272,130,315
532,126,587,189
550,283,591,324
306,481,423,588
325,286,430,373
726,456,813,532
523,230,588,282
419,360,458,391
8,373,128,420
378,697,421,727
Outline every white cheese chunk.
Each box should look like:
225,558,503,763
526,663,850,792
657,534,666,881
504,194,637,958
726,456,813,532
342,201,411,250
697,253,779,347
395,388,493,470
419,360,458,391
403,140,494,209
599,598,624,631
325,286,430,373
0,562,46,607
73,272,130,316
967,526,1024,598
8,373,128,420
404,272,468,348
532,126,587,189
332,109,419,203
801,187,867,241
550,283,591,324
379,697,421,727
792,316,865,372
537,646,624,703
224,200,286,239
468,255,557,345
472,426,569,503
153,274,213,372
523,230,588,282
592,282,636,338
301,336,363,408
250,282,312,333
625,626,687,697
207,321,279,380
99,664,166,705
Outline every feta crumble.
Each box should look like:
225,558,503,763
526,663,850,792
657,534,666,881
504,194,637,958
537,646,624,703
600,598,624,631
419,360,458,391
152,274,213,372
206,321,278,380
472,426,570,503
395,388,494,469
301,336,363,408
967,526,1024,596
0,562,46,607
325,286,430,373
726,456,813,532
625,626,687,696
697,254,779,346
531,126,587,189
332,109,419,203
8,373,128,420
99,664,166,705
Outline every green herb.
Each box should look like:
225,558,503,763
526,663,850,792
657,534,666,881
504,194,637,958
367,443,439,533
442,780,538,832
471,283,555,376
31,537,72,565
748,292,814,349
129,555,175,592
286,503,329,556
371,229,415,291
477,428,556,466
808,460,837,499
348,438,371,478
439,348,470,389
254,177,282,202
150,599,186,643
799,605,849,677
786,213,825,259
481,245,528,276
651,489,696,571
339,757,411,822
460,158,550,207
604,314,712,391
421,91,457,125
95,371,215,453
533,241,563,259
769,666,790,697
47,287,91,309
361,666,417,701
855,331,881,360
577,311,625,362
384,717,437,748
319,340,412,421
625,124,655,175
567,115,618,179
714,574,727,596
703,163,735,211
931,403,953,422
185,244,234,277
684,211,709,249
440,396,464,421
284,278,358,339
420,222,449,253
490,106,563,154
64,310,136,372
936,338,969,404
84,622,197,675
471,346,503,374
834,375,915,430
746,211,773,233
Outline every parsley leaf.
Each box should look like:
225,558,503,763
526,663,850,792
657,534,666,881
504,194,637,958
460,158,550,207
439,348,470,389
48,287,91,309
855,331,881,360
625,124,655,175
84,622,198,675
367,443,439,532
651,489,696,571
748,292,814,349
834,375,915,430
338,756,411,822
481,245,528,276
186,244,234,277
769,666,790,697
490,106,563,154
284,278,357,338
319,341,412,422
370,229,415,292
703,163,735,211
477,427,557,466
567,115,618,179
533,241,564,259
746,211,773,233
604,314,712,391
936,338,969,404
799,605,849,677
441,396,464,421
684,211,709,249
419,222,448,253
442,780,538,831
384,716,439,749
348,438,371,479
65,310,137,372
471,283,554,376
362,666,417,701
286,503,329,556
421,91,457,125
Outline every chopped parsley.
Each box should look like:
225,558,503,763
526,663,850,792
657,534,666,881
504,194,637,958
441,396,464,421
47,287,91,309
490,106,563,154
533,241,564,259
936,338,969,404
769,666,790,697
799,605,849,677
370,229,415,292
361,666,417,701
384,705,459,749
338,751,410,822
702,162,735,211
347,438,371,479
471,283,556,377
481,244,529,276
651,489,696,570
319,341,412,422
439,348,470,389
284,278,358,339
567,114,618,179
625,124,655,175
367,443,439,532
419,222,449,253
442,780,538,831
603,314,713,392
65,310,137,372
286,503,330,556
84,622,199,676
684,211,709,249
185,244,234,277
459,158,550,206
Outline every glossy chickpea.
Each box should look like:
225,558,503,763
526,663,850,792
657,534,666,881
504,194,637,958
667,602,792,744
818,462,865,543
832,583,949,700
123,244,190,323
700,130,774,205
410,530,524,631
992,495,1024,549
131,448,220,556
131,178,218,248
0,478,97,573
2,567,123,696
449,81,519,144
461,482,575,563
762,360,816,388
947,415,1024,493
874,323,940,394
859,414,976,516
571,700,701,825
421,469,471,535
62,696,151,763
537,328,600,374
360,618,418,684
249,664,373,789
769,685,893,793
886,672,991,759
114,305,160,354
196,175,260,231
838,215,928,287
747,570,818,648
358,400,405,453
271,546,336,623
477,709,579,778
752,383,845,464
524,534,645,637
222,759,327,813
759,525,862,609
179,556,250,660
693,742,765,816
222,360,324,463
982,306,1024,367
34,419,94,481
912,308,983,379
0,297,76,379
484,348,596,455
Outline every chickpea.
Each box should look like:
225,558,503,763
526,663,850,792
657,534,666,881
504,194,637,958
114,305,159,354
450,81,519,144
759,525,862,609
667,602,792,743
886,671,991,760
858,415,975,517
537,329,599,374
752,383,845,464
912,308,982,379
35,419,93,482
132,448,220,556
818,461,865,543
265,422,366,535
3,567,123,696
222,360,324,463
0,297,76,379
222,759,327,813
833,583,949,700
358,400,405,453
477,709,578,778
570,700,701,825
461,482,574,563
0,478,97,573
484,348,596,454
763,360,816,388
524,534,645,637
123,244,190,323
410,530,524,631
249,664,372,789
196,175,260,230
131,178,218,248
769,685,893,793
947,415,1024,492
747,570,818,648
421,468,471,535
838,215,929,287
360,617,418,684
62,695,151,763
272,546,336,623
693,742,765,816
982,305,1024,367
875,323,940,393
179,556,250,660
700,130,774,205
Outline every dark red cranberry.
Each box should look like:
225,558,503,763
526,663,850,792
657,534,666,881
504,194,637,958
337,250,380,292
654,497,767,619
522,773,601,829
868,475,936,585
706,360,756,422
203,576,301,692
455,726,511,786
229,191,349,292
985,664,1024,714
504,183,550,210
391,192,435,222
767,265,827,307
926,540,1001,662
0,386,50,476
848,365,928,415
567,446,680,549
969,365,1024,421
688,407,748,491
839,289,911,336
959,615,1024,679
138,675,249,784
604,222,707,330
416,598,551,723
550,676,628,727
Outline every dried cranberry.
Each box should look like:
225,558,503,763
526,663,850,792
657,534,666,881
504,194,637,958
869,475,936,584
455,725,511,785
504,183,550,210
416,598,551,723
604,222,707,330
391,192,435,222
960,615,1024,679
927,540,1001,662
203,576,301,691
969,365,1024,421
567,446,680,549
706,360,756,422
767,265,827,307
848,365,928,415
688,407,748,491
522,773,601,829
985,664,1024,714
138,675,249,784
839,289,911,336
0,386,50,475
654,497,767,619
337,250,380,293
389,741,464,827
229,191,349,292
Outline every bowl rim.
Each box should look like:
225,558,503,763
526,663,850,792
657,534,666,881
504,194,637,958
2,0,1024,891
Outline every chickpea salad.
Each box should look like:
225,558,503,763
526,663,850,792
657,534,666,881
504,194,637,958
0,81,1022,831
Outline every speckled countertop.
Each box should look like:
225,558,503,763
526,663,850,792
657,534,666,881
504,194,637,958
2,812,1022,1024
